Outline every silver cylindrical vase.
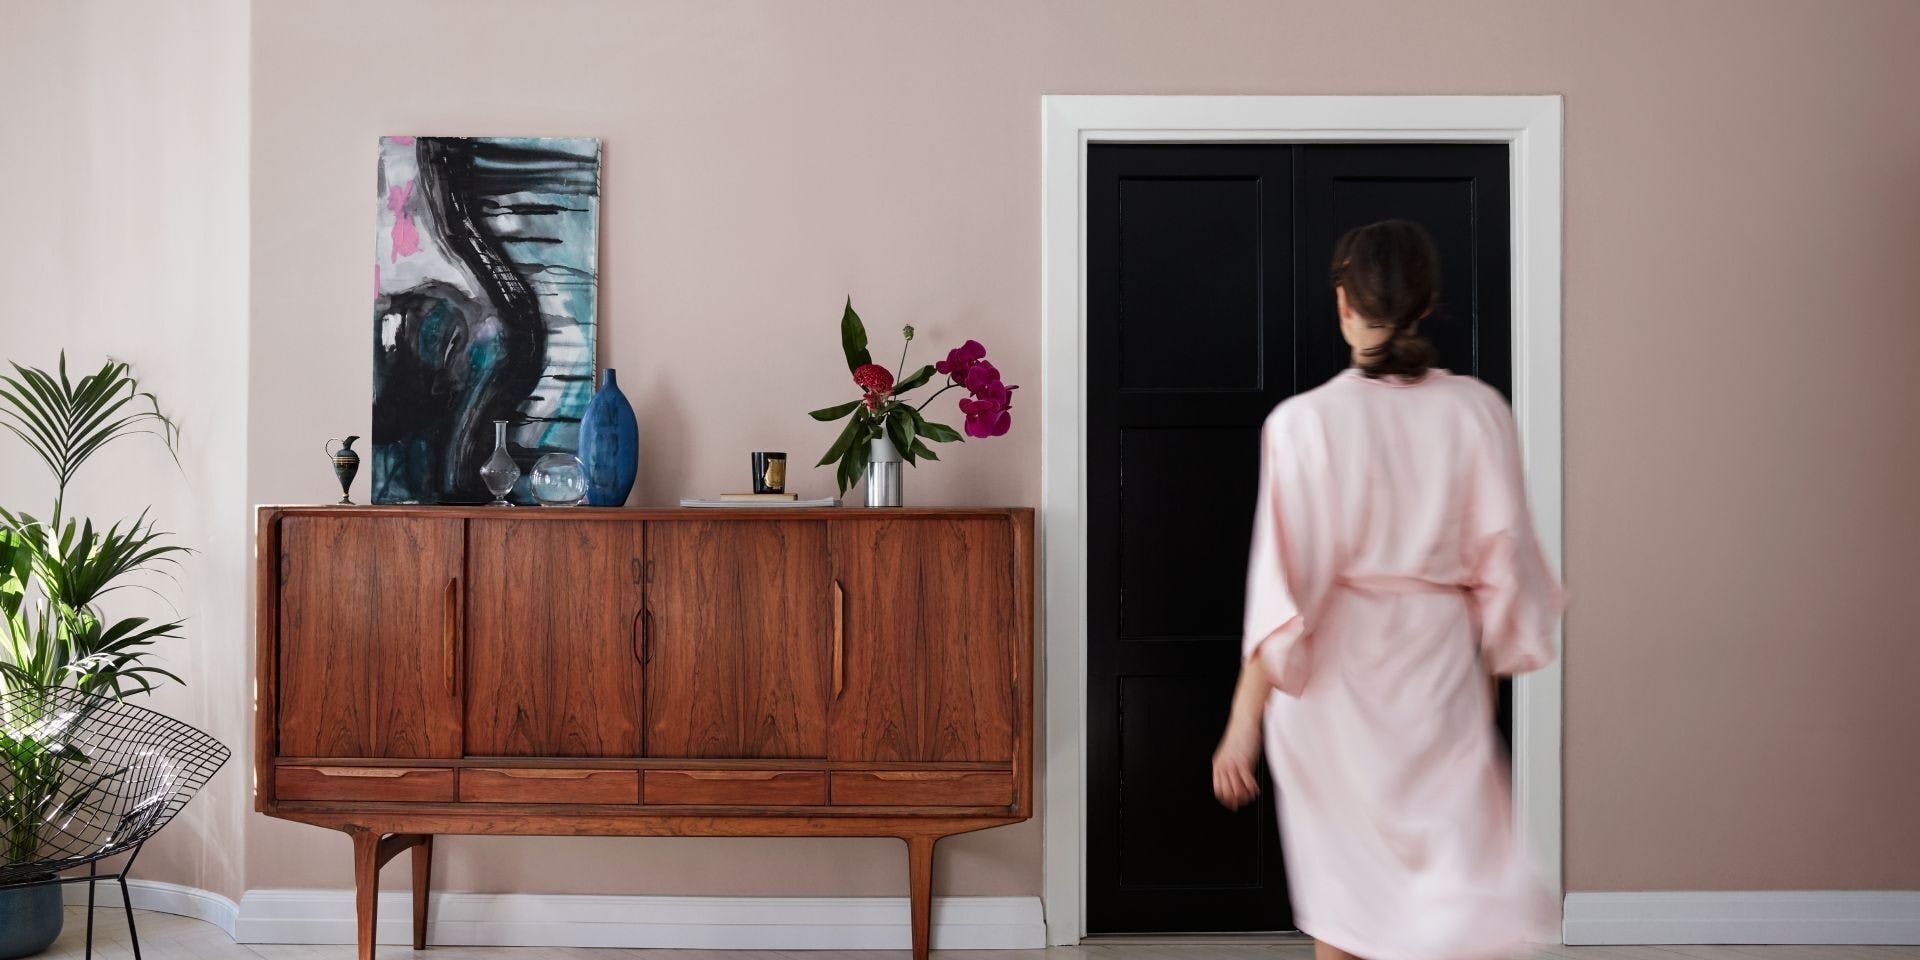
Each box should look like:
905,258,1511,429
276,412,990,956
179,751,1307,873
865,435,903,507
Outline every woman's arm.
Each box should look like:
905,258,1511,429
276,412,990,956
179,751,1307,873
1212,654,1272,810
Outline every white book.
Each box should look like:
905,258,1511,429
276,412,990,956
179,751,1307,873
678,497,840,509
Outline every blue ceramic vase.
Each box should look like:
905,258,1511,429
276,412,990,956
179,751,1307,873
579,368,638,506
0,883,62,958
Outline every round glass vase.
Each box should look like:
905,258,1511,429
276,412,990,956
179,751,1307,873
530,453,589,507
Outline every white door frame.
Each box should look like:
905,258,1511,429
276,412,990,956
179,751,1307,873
1039,95,1565,945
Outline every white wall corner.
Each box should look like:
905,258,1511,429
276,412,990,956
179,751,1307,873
1563,892,1920,946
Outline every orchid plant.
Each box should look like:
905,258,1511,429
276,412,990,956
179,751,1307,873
808,299,1018,494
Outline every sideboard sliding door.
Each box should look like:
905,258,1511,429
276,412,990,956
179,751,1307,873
278,515,464,759
828,518,1017,764
643,519,833,759
464,519,647,757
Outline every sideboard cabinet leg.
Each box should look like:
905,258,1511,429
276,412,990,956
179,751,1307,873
906,834,938,960
349,828,381,960
411,835,433,950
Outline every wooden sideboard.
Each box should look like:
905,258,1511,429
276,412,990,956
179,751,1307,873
254,506,1034,960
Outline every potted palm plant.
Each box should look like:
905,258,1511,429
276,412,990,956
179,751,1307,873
0,356,185,958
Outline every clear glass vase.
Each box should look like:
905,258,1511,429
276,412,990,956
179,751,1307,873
479,420,520,506
531,453,588,507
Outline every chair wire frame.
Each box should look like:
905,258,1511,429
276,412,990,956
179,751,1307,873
0,685,230,960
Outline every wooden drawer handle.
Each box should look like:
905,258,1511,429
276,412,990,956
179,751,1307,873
487,769,600,780
668,771,787,781
314,767,419,779
443,577,460,697
831,579,845,699
868,772,976,782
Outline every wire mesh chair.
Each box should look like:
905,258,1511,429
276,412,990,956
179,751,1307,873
0,685,229,960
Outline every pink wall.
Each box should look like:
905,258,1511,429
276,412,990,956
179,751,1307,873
2,0,251,901
249,0,1920,896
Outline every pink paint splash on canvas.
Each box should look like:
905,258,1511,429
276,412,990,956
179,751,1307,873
387,180,420,262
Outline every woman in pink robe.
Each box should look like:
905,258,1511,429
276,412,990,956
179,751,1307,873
1212,220,1564,960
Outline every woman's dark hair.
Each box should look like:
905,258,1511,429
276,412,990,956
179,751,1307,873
1329,219,1441,379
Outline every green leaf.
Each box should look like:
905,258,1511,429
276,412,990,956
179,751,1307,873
808,399,862,422
887,408,915,465
910,438,939,462
843,435,872,495
0,354,178,500
916,419,963,444
890,364,935,395
840,298,872,375
815,409,866,467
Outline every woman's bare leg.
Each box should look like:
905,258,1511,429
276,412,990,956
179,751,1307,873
1314,940,1364,960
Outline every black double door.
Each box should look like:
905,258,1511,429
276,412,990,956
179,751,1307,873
1085,143,1511,934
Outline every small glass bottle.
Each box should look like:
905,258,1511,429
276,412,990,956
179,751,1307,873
479,420,520,506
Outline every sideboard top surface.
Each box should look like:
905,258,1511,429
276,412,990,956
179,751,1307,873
259,504,1032,522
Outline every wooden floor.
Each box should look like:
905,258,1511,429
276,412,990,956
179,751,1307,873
42,908,1920,960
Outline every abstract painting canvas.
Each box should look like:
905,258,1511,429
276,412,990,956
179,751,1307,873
372,136,601,504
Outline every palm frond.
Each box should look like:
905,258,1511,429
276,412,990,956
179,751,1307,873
0,354,179,500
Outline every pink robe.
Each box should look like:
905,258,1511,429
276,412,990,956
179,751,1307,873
1243,368,1563,960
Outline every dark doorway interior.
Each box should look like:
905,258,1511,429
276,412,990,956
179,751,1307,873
1084,142,1511,934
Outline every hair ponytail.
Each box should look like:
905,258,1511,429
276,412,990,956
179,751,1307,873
1330,220,1442,380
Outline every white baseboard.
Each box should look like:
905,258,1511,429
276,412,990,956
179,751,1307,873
61,878,241,937
233,889,1047,949
70,881,1044,949
1564,891,1920,945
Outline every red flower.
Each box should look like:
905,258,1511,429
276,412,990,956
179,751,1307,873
852,363,894,395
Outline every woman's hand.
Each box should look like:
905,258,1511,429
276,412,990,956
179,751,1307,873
1212,718,1262,810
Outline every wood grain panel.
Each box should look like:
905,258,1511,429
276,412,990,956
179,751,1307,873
277,766,456,803
458,768,638,804
642,770,828,806
277,516,463,759
829,771,1014,807
919,517,1017,762
644,521,830,758
828,520,922,762
829,518,1015,762
465,519,645,757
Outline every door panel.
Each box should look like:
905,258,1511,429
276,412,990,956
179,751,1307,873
1116,426,1262,640
1086,143,1510,933
465,519,645,757
1087,145,1293,933
1116,177,1265,392
277,516,463,759
644,520,831,759
830,518,1016,763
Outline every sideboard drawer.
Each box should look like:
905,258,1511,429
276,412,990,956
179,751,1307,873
460,768,639,804
830,770,1013,807
277,765,456,803
643,770,828,806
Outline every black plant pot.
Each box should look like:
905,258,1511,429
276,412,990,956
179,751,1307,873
0,881,63,958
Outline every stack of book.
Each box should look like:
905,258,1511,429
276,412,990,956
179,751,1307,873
678,493,840,508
